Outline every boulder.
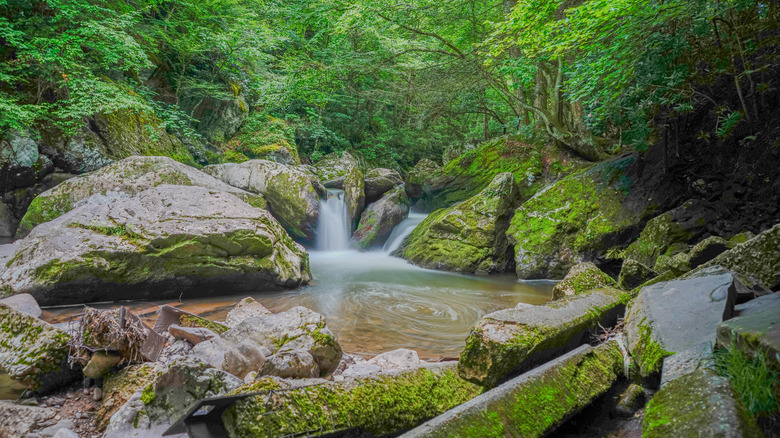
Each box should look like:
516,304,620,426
223,362,481,437
82,351,123,378
508,156,658,279
364,168,403,203
0,201,16,237
458,286,629,387
168,324,218,345
405,158,441,201
312,151,359,181
0,293,42,318
551,262,617,300
0,130,47,191
625,272,739,386
221,113,300,165
17,155,265,236
96,364,158,429
0,302,77,392
398,173,519,274
642,368,762,438
351,186,410,250
1,185,311,305
442,141,477,164
0,401,57,438
612,383,646,417
343,164,365,230
717,293,780,371
260,349,319,378
203,160,321,243
688,236,730,268
618,258,655,290
224,297,272,327
221,306,342,378
402,342,624,438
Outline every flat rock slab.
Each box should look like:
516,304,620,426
717,294,780,371
458,286,628,387
403,342,624,438
642,368,762,438
0,401,57,438
0,293,42,318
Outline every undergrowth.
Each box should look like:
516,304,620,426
713,342,779,418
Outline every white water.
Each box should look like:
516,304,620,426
382,212,428,253
316,190,351,251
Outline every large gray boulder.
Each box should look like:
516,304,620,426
221,306,343,378
717,293,780,371
458,286,628,387
17,155,265,236
351,186,410,250
625,271,739,386
0,185,311,305
551,262,616,300
203,160,322,243
0,130,46,190
0,401,58,438
364,168,403,204
398,173,519,274
344,164,365,231
312,151,359,181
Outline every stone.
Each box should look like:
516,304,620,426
1,185,310,305
95,363,159,431
221,113,300,165
0,201,16,237
341,363,383,379
734,292,780,316
322,176,345,189
39,419,74,437
52,428,79,438
642,368,762,438
223,341,267,379
224,297,272,327
0,293,42,318
0,401,57,438
351,186,410,249
223,362,481,437
688,236,730,268
402,342,624,438
0,130,44,191
312,151,360,181
222,306,342,377
612,383,646,417
442,141,477,164
167,324,218,345
92,386,103,401
203,160,321,243
367,348,423,370
17,155,265,236
82,351,123,378
618,258,656,290
717,296,780,371
398,172,519,274
405,158,441,201
552,262,617,300
698,223,780,291
261,349,319,378
0,303,77,392
364,168,403,203
625,272,739,386
343,164,365,231
458,286,629,387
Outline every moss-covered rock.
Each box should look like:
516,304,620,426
222,113,300,165
398,172,519,275
343,164,365,231
204,160,321,243
352,186,410,250
312,151,360,181
717,299,780,372
508,156,656,279
642,368,762,438
96,364,157,431
405,158,441,200
364,168,403,203
458,286,629,387
404,342,624,438
1,185,311,305
222,363,482,437
552,262,617,300
17,156,266,236
618,258,656,290
0,302,76,392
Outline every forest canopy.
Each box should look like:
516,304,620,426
1,0,778,168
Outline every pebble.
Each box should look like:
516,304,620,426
92,387,103,401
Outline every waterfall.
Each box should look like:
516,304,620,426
382,212,427,253
316,190,351,251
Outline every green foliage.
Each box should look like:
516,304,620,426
713,342,779,418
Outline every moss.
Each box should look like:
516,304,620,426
222,366,482,437
552,262,617,299
140,383,156,405
698,224,780,290
97,364,156,430
632,324,673,377
223,113,300,165
17,191,73,236
178,314,229,335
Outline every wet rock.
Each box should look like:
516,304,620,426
1,185,310,305
167,324,218,345
312,151,359,181
17,155,265,236
0,302,77,392
405,158,441,201
642,368,762,437
203,159,321,243
322,176,345,189
552,262,617,300
399,172,519,274
224,297,272,327
458,286,628,387
223,362,480,437
0,293,42,318
403,342,624,438
82,351,122,378
717,294,780,371
344,164,365,231
625,272,739,386
351,186,410,249
612,383,645,417
0,401,57,438
364,168,403,203
618,258,655,290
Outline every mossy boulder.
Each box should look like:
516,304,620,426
1,185,311,305
405,158,441,200
0,302,77,392
312,151,360,181
642,368,762,438
552,262,617,300
343,164,365,231
508,156,655,279
364,167,403,203
398,172,519,275
404,342,624,438
204,160,321,243
222,362,482,438
458,286,629,388
352,186,410,250
717,295,780,372
96,363,157,430
17,156,266,236
618,258,656,290
222,113,300,165
0,130,46,191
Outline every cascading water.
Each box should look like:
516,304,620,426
382,212,428,253
316,189,351,251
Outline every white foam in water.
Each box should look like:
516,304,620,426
382,212,428,253
316,190,351,251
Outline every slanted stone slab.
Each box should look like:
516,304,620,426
222,362,482,438
642,368,762,438
699,223,780,291
402,342,624,438
625,272,738,386
458,286,629,387
552,262,616,300
0,302,77,392
717,294,780,371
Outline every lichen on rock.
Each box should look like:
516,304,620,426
552,262,617,300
